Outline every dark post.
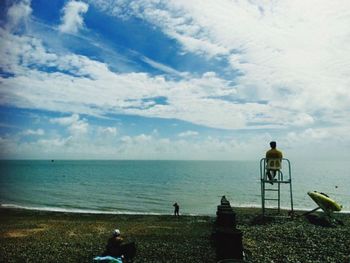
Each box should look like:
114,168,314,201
213,196,244,261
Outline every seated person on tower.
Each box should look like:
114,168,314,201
265,141,283,182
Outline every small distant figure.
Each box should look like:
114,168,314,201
221,195,230,206
266,141,283,184
173,202,180,216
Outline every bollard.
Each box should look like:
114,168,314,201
213,197,244,261
216,205,236,227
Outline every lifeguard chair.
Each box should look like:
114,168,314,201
260,158,294,216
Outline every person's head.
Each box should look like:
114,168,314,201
113,229,121,237
270,141,277,149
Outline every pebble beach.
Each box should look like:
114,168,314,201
1,207,349,262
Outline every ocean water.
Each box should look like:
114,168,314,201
0,160,349,215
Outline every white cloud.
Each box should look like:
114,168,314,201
0,30,248,129
1,121,350,160
50,114,80,126
23,129,45,136
59,1,89,34
291,113,314,127
68,119,89,135
0,27,347,131
178,130,198,137
98,127,118,136
1,0,350,163
172,33,228,57
88,0,350,128
36,137,71,148
51,114,88,136
286,128,330,144
6,0,32,31
141,56,189,77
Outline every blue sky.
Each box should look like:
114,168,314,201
0,0,350,160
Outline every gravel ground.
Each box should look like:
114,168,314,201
0,208,349,262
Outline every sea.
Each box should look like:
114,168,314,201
0,160,349,215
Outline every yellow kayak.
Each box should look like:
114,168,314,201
308,191,342,212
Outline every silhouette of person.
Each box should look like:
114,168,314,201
103,229,136,262
266,141,283,183
104,229,124,258
173,202,180,216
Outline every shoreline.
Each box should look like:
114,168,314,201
2,203,350,216
1,207,350,262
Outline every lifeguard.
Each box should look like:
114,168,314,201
265,141,283,184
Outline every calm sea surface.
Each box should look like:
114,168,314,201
0,160,349,215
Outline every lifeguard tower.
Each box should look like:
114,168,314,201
260,158,294,216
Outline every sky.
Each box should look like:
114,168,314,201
0,0,349,160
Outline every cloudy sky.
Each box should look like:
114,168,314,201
0,0,349,160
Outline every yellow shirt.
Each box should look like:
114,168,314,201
266,148,283,159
